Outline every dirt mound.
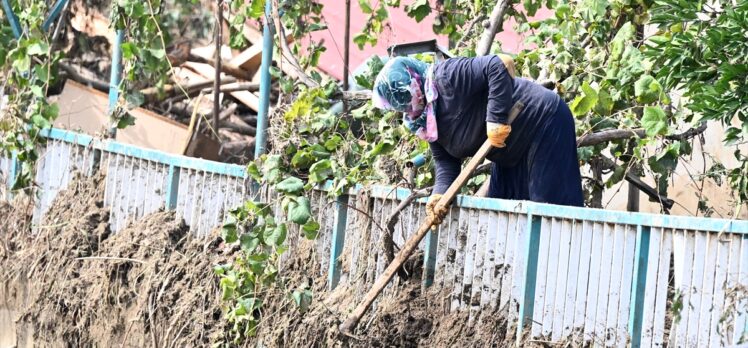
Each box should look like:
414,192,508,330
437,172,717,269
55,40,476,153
250,253,517,348
2,173,525,347
1,173,232,347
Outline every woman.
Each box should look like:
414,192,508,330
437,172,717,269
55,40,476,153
372,55,584,225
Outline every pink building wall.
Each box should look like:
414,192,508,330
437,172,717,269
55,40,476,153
310,0,551,79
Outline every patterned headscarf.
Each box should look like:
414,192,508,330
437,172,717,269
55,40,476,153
372,57,439,142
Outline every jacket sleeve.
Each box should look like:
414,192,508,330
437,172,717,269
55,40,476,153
430,141,461,195
473,55,514,124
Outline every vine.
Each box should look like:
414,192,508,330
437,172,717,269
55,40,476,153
0,0,62,189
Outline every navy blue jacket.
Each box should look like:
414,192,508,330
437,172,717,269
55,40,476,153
430,55,562,194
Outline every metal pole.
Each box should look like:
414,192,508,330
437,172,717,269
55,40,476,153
107,29,124,138
342,0,351,112
213,0,223,136
253,0,273,158
1,0,22,38
42,0,70,32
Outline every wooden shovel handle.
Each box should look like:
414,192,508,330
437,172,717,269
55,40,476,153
338,102,524,336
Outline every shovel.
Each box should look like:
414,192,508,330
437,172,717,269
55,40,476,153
338,101,524,337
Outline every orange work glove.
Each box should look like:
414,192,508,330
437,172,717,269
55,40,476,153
426,194,449,226
487,122,512,148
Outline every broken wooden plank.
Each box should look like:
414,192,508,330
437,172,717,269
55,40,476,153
185,62,260,112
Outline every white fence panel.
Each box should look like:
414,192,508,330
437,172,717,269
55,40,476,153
102,152,169,232
33,138,95,225
0,154,11,197
174,167,247,237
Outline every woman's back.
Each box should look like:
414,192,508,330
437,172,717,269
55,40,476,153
433,56,561,167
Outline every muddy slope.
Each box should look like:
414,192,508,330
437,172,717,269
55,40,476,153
1,174,231,347
2,173,529,347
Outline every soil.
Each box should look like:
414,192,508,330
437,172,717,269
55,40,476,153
1,172,532,347
1,173,232,347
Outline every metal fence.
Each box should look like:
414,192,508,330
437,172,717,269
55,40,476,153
1,128,746,347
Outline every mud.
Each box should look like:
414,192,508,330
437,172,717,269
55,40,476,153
1,172,530,347
1,173,231,347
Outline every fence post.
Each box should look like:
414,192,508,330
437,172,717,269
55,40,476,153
422,228,438,287
328,194,349,290
736,233,748,344
516,213,542,344
165,164,180,210
628,225,651,348
7,150,19,199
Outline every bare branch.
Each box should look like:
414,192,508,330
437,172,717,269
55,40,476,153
599,156,675,211
577,129,646,147
383,187,430,272
454,14,485,51
669,122,708,141
577,123,709,147
59,62,110,92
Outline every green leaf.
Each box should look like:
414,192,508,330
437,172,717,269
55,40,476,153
27,42,49,56
288,197,312,224
148,48,166,59
34,64,49,81
121,42,138,60
266,223,287,246
570,82,598,116
324,135,343,151
126,91,145,108
292,289,313,312
367,140,395,157
222,223,238,243
358,0,372,13
117,113,136,129
262,155,283,183
247,161,262,181
594,88,613,116
44,103,59,120
607,166,626,187
220,276,236,300
275,176,304,194
523,0,540,16
301,220,320,239
30,85,44,98
249,0,265,18
405,0,431,22
353,33,370,49
641,106,668,137
307,22,328,32
12,54,30,71
213,264,229,275
308,159,333,183
634,75,663,104
240,234,260,253
30,114,50,129
291,150,314,169
610,22,634,62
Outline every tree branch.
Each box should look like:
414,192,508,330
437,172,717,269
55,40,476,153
271,0,319,88
383,187,430,276
577,123,709,147
577,129,646,147
476,0,512,56
598,156,674,211
668,122,708,140
454,14,485,51
59,62,110,92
